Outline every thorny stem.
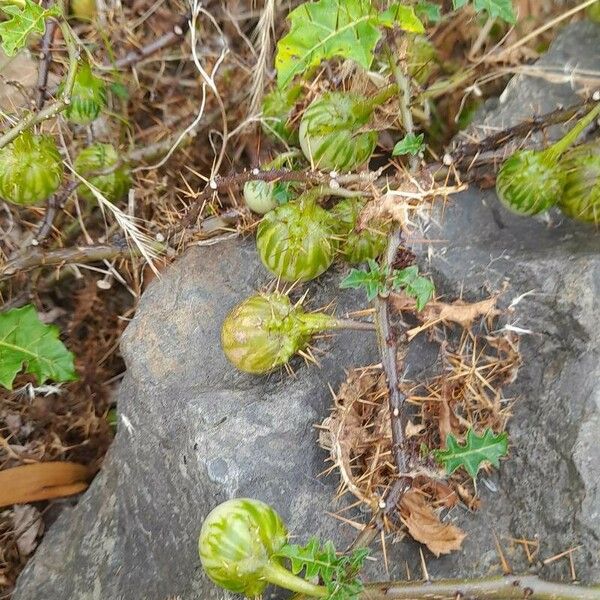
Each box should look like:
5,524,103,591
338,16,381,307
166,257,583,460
294,575,600,600
0,19,79,149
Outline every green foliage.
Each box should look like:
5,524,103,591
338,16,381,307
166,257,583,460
340,259,388,301
453,0,515,23
0,305,76,390
392,265,434,310
0,0,60,56
277,537,368,600
392,132,424,156
415,1,442,22
275,0,423,89
434,428,509,479
341,261,434,309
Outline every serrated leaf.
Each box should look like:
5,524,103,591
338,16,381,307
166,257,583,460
434,428,509,479
340,259,388,301
0,305,76,389
0,0,59,56
415,1,442,22
275,0,423,89
391,266,434,310
392,132,424,156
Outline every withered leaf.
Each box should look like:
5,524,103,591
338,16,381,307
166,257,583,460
400,489,466,556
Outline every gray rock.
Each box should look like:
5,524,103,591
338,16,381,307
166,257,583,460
13,20,600,600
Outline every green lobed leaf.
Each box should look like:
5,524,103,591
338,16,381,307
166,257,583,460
0,0,60,56
340,259,388,301
276,538,368,600
392,132,425,156
391,265,434,310
275,0,423,89
434,428,509,479
0,304,77,389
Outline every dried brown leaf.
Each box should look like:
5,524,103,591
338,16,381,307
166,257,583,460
400,489,466,556
391,292,500,339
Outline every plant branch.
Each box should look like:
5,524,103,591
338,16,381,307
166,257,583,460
360,575,600,599
35,15,56,110
0,18,79,149
106,13,190,69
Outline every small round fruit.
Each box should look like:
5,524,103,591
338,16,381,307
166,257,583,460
221,292,337,374
256,200,336,281
331,198,388,263
70,0,96,20
63,62,106,125
74,143,131,202
406,35,439,84
587,1,600,23
495,150,565,215
559,144,600,224
198,498,288,597
243,180,291,214
299,92,377,172
0,131,63,206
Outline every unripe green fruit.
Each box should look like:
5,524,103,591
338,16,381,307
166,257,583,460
558,144,600,224
70,0,96,20
407,35,438,84
0,131,63,206
199,498,288,597
221,292,337,374
496,102,600,215
256,199,336,281
331,198,388,264
243,180,291,214
299,92,377,172
262,85,303,144
63,62,106,125
74,143,131,202
587,1,600,23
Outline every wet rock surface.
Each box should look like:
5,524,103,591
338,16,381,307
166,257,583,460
13,20,600,600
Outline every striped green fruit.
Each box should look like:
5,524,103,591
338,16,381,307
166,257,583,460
496,102,600,215
0,131,63,206
558,144,600,224
74,143,131,202
299,92,377,172
256,199,335,281
63,62,106,125
221,292,337,374
199,498,288,597
331,198,388,264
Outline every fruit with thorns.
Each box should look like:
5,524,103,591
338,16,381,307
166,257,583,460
221,292,373,374
558,142,600,224
256,195,336,281
495,103,600,215
199,498,326,598
62,62,106,125
298,91,380,172
331,198,388,264
74,143,131,202
0,131,63,205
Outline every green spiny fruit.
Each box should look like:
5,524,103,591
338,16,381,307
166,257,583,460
558,143,600,224
221,292,340,374
199,498,326,598
331,198,388,264
74,143,131,202
63,62,106,125
256,198,336,281
0,131,63,206
406,35,439,84
262,85,303,144
243,180,291,214
587,1,600,23
70,0,96,20
496,102,600,215
298,92,378,172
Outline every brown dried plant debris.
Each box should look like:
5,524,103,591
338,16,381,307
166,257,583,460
320,298,520,556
